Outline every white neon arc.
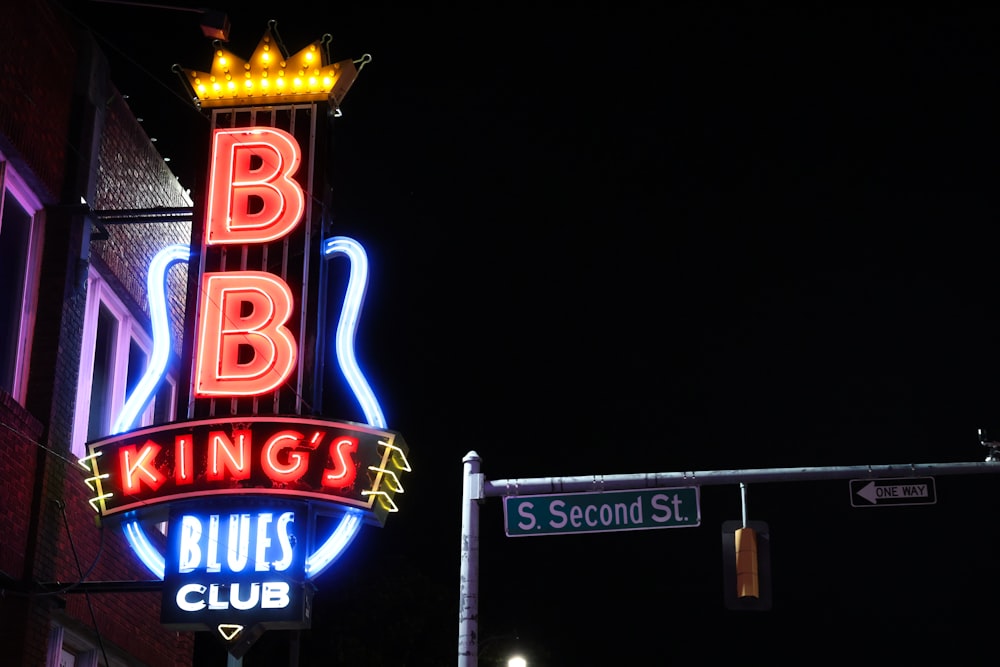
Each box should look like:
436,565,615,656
125,518,165,579
112,244,190,436
322,236,386,430
121,239,384,580
306,236,385,576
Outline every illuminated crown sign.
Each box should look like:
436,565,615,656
180,27,360,108
82,21,399,658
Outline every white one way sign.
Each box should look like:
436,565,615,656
850,477,937,507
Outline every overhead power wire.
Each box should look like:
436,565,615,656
57,499,111,667
0,419,111,664
53,1,211,119
0,420,85,469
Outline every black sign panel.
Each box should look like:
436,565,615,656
161,498,312,632
849,477,937,507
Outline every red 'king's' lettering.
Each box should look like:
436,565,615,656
322,436,358,489
113,429,359,491
205,430,251,481
120,441,165,493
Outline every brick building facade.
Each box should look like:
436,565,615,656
0,1,196,665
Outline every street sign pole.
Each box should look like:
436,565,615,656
458,451,483,667
458,454,1000,666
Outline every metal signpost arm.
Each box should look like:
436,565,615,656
458,456,1000,664
481,460,1000,497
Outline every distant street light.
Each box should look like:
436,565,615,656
474,633,526,667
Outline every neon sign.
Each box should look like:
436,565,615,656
84,416,408,525
180,29,359,109
195,271,298,396
205,127,305,245
160,501,312,631
78,32,404,654
194,127,304,397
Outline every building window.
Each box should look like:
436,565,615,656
48,622,104,667
0,159,44,403
72,266,177,458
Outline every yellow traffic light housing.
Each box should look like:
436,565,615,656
735,525,759,598
722,520,772,610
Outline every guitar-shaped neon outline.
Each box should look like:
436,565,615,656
108,236,381,579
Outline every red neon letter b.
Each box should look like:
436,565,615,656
206,127,304,245
195,272,297,396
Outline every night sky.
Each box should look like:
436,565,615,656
66,3,1000,664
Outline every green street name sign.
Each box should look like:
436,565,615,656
503,487,701,537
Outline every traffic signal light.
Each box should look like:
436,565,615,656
735,525,759,598
722,520,772,610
